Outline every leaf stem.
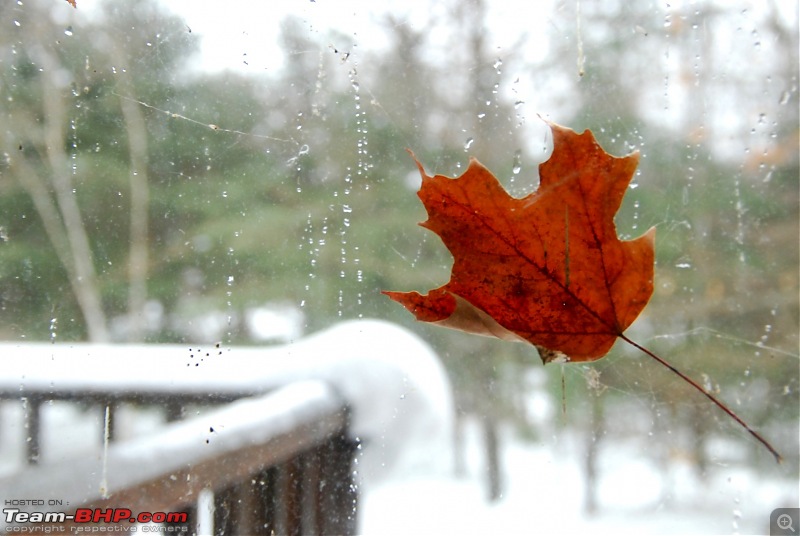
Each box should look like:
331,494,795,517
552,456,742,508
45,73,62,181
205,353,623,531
618,333,782,464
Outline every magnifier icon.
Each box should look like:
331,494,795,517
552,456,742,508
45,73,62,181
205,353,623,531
778,513,795,533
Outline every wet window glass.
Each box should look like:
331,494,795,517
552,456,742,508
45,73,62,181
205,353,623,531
0,1,797,534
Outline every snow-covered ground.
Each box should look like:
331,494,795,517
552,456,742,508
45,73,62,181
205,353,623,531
360,417,798,536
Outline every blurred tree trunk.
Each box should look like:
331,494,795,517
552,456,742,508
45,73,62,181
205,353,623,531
111,39,150,342
483,415,502,502
583,391,604,515
12,19,110,342
689,400,709,477
453,407,467,478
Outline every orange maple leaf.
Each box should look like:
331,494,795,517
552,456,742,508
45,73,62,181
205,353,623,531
383,121,780,462
385,123,654,363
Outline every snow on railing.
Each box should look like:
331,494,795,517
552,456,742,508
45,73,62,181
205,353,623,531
0,319,453,535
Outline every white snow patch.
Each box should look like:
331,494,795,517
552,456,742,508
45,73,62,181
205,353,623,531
360,418,797,535
245,302,304,342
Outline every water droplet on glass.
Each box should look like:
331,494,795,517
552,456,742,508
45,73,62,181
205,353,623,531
64,26,73,37
49,317,57,342
702,374,713,392
511,149,522,175
732,508,742,530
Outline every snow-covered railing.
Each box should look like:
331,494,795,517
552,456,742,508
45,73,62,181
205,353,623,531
0,320,453,535
0,382,356,534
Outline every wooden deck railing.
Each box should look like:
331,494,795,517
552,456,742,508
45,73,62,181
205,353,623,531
0,320,451,535
0,341,366,534
0,379,358,535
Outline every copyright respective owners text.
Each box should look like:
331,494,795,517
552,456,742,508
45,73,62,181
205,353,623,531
2,500,189,534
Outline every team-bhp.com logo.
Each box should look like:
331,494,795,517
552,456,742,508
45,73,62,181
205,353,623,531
4,507,188,531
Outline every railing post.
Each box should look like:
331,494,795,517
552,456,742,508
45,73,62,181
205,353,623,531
23,397,41,465
318,430,360,535
277,455,303,535
104,402,116,442
164,399,184,422
259,466,278,534
301,448,322,533
213,484,237,535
